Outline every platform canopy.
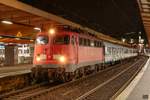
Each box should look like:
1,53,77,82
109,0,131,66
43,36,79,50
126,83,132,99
18,0,147,45
0,0,138,46
0,3,55,44
138,0,150,47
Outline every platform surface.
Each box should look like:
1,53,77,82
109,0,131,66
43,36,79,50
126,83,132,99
116,57,150,100
0,64,32,78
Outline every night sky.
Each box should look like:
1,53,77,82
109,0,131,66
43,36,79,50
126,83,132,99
19,0,146,42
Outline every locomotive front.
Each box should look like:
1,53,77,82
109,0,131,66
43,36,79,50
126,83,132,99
32,31,76,82
33,32,68,66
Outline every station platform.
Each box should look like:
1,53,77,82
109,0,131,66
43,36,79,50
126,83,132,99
116,57,150,100
0,64,32,78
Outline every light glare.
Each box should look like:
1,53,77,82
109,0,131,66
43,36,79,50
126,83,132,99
122,38,126,43
1,20,13,24
15,38,20,40
34,27,41,31
48,28,55,35
59,56,66,63
36,56,41,61
30,39,34,42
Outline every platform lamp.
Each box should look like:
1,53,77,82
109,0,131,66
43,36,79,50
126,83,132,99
48,28,56,35
34,27,41,32
34,24,47,33
138,32,145,53
1,20,13,25
130,38,134,44
122,38,126,43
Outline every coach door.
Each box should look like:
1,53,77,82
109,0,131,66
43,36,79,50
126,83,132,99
71,35,78,64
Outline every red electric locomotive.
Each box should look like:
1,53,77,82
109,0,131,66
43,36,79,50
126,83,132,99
33,28,104,82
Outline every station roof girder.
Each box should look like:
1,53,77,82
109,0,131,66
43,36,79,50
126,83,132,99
138,0,150,46
0,0,132,46
0,2,55,44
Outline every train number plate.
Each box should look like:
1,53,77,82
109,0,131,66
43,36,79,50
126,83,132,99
40,54,46,60
53,54,61,60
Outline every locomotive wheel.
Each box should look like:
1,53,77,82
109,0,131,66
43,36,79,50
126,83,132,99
65,72,74,82
57,72,73,82
79,68,85,77
95,64,100,72
84,66,91,75
60,74,66,82
74,70,80,79
31,67,49,83
102,65,106,70
31,67,43,83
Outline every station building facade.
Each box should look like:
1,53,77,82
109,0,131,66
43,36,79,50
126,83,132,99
0,44,34,66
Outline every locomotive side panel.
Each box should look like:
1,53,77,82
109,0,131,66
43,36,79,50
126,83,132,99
78,46,104,66
77,35,104,68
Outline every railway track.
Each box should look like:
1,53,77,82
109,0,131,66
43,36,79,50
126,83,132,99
0,82,49,99
77,56,148,100
0,64,120,100
0,56,147,100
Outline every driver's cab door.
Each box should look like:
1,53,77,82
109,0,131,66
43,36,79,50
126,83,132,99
71,35,78,64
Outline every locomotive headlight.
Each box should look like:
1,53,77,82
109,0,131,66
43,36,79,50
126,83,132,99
36,56,41,61
48,28,55,35
59,56,66,63
53,54,66,63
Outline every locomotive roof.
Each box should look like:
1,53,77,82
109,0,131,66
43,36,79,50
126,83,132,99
60,27,132,47
37,29,132,48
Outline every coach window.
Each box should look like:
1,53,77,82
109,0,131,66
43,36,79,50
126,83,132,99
125,49,127,53
27,49,29,53
111,47,114,54
108,47,110,54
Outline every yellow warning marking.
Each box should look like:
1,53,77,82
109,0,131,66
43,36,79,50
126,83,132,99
16,31,22,37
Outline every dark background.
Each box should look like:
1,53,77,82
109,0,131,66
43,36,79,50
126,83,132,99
19,0,146,43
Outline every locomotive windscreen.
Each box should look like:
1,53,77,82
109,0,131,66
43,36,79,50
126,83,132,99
36,36,49,45
53,35,70,45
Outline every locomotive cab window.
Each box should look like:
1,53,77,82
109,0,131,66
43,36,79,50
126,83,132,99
54,35,70,45
71,36,75,45
36,36,49,45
